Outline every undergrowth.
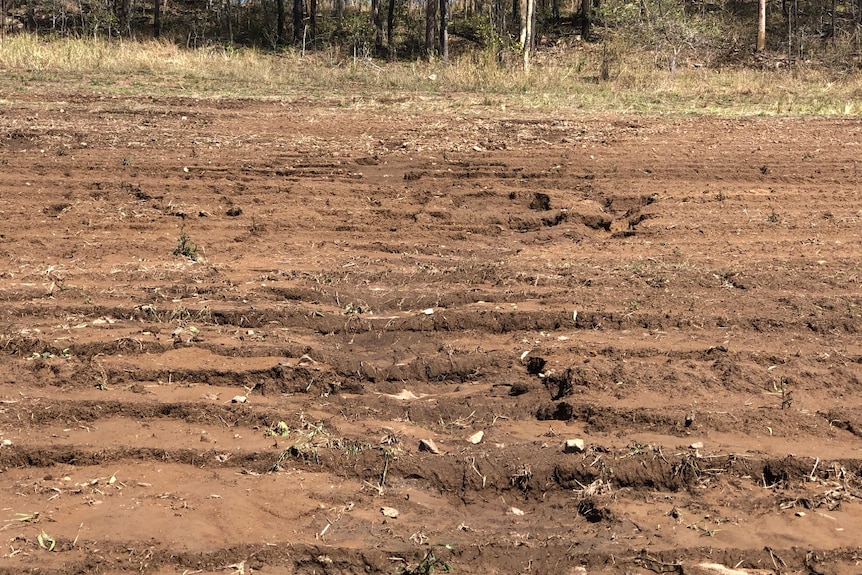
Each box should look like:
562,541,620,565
0,34,861,115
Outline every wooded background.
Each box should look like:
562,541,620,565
1,0,860,67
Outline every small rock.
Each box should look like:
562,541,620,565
564,439,586,453
690,441,704,450
231,395,248,403
468,431,484,444
1,439,11,447
418,439,442,454
684,412,695,427
421,308,434,315
795,511,806,517
385,389,423,400
509,506,525,516
381,506,399,518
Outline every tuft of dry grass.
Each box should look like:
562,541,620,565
0,34,861,115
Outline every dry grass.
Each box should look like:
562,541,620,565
0,34,861,115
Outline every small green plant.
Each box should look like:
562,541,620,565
771,377,793,409
266,421,290,437
37,530,56,551
686,520,720,537
399,545,453,575
343,302,370,315
269,416,331,470
173,228,199,261
766,209,781,223
509,464,533,495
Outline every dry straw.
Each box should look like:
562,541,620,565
0,34,860,115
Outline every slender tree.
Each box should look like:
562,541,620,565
293,0,302,44
372,0,383,48
757,0,766,51
521,0,535,68
440,0,449,61
309,0,316,41
114,0,131,33
580,0,590,38
787,0,797,63
225,0,233,43
153,0,160,37
277,0,286,44
387,0,396,51
425,0,438,55
26,0,36,30
513,0,520,37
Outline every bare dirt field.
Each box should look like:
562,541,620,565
1,92,862,575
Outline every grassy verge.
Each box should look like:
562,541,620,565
0,34,861,116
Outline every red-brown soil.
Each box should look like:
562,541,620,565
1,92,862,575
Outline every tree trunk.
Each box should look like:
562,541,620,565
293,0,302,44
518,0,526,45
277,0,285,45
440,0,448,61
512,0,520,39
371,0,383,49
787,0,796,64
153,0,161,37
757,0,766,51
580,0,590,38
225,0,233,43
336,0,343,30
495,0,505,35
387,0,396,50
522,0,534,69
122,0,130,33
425,0,438,54
1,0,7,39
425,0,437,55
310,0,316,41
27,0,36,30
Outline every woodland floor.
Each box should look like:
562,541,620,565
1,91,862,575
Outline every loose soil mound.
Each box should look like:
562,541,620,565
1,94,862,574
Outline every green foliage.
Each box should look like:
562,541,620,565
173,229,199,261
339,10,377,57
398,546,453,575
267,421,291,437
452,12,499,48
597,0,731,69
37,531,56,552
